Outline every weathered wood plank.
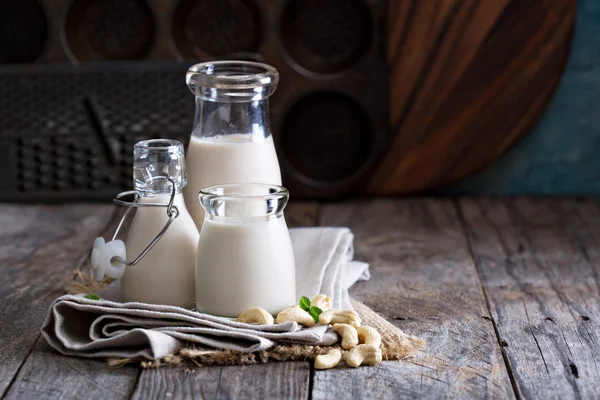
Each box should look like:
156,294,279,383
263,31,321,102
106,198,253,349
0,204,139,399
132,362,310,400
312,199,513,399
285,201,320,227
459,198,600,398
5,340,138,400
0,205,111,395
129,201,319,399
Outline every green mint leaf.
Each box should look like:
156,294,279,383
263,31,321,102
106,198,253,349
83,294,100,300
309,306,323,323
299,296,311,311
310,306,323,317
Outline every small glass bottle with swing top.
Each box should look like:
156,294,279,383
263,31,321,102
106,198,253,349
91,139,198,308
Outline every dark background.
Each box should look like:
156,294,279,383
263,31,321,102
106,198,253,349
0,0,597,201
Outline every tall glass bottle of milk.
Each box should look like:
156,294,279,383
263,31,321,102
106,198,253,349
183,61,282,230
122,139,199,308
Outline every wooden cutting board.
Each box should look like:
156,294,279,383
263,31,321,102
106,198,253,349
367,0,575,194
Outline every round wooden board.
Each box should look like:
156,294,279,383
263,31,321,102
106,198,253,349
367,0,575,195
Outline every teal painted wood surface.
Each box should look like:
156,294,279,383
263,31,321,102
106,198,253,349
447,0,600,195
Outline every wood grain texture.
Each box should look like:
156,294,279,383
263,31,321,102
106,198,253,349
369,0,575,194
0,204,121,397
1,204,139,399
132,362,310,400
313,199,513,399
459,198,600,398
447,0,600,196
5,340,138,400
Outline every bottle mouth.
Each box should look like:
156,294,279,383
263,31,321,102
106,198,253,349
133,139,187,196
199,183,289,220
186,61,279,102
138,139,183,151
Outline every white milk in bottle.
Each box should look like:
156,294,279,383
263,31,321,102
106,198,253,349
121,139,199,308
195,184,296,316
183,61,282,230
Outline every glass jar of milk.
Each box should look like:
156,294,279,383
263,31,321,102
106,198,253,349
195,183,296,317
90,140,199,308
183,61,282,231
122,140,199,308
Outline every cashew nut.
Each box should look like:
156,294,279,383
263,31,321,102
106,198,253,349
314,349,342,370
276,306,316,327
319,309,361,327
236,307,274,325
332,323,359,350
310,294,332,311
345,344,382,367
357,326,381,348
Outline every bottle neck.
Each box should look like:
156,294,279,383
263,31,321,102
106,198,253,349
191,97,271,140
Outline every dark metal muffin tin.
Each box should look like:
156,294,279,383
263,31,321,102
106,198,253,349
0,0,388,201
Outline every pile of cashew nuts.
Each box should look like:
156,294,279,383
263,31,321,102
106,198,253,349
236,294,382,370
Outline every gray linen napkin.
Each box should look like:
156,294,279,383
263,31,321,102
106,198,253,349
42,227,370,359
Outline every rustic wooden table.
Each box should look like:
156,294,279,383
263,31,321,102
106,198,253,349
1,198,599,399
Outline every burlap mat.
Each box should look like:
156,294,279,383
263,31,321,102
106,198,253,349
65,270,425,368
